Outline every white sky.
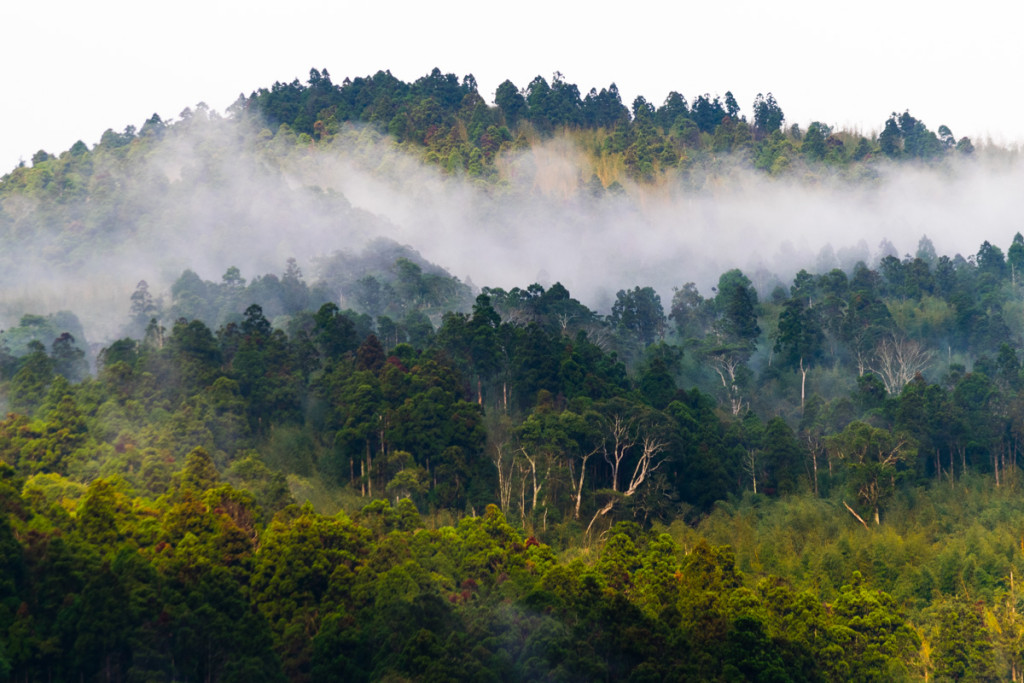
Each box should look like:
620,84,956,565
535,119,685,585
2,1,1023,173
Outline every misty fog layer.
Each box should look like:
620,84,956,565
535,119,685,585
3,114,1024,342
320,140,1024,307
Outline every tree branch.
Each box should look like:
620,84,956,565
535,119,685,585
843,500,870,530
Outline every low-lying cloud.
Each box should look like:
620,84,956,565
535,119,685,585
2,113,1023,345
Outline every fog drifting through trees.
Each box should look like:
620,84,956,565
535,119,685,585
8,79,1024,681
3,113,1024,344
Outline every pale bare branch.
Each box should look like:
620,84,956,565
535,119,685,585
870,334,934,395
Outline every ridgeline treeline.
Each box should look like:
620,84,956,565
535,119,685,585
4,66,978,202
1,68,1023,681
234,67,976,181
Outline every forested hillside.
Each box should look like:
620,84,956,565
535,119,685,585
1,68,1024,681
2,67,979,211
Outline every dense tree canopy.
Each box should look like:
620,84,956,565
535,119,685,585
0,65,1019,681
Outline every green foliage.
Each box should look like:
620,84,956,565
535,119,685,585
0,65,961,204
610,286,666,348
1,69,1023,677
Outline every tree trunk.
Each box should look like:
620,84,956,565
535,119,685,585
493,443,514,513
604,415,636,494
520,449,546,515
518,473,527,525
950,446,955,488
585,498,617,536
366,442,372,498
811,447,818,497
745,449,758,494
843,500,869,529
570,450,597,519
587,434,665,538
800,357,807,412
995,446,1001,488
573,466,586,519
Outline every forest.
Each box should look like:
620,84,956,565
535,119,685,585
1,67,1023,681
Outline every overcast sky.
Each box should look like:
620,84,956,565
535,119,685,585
2,1,1022,173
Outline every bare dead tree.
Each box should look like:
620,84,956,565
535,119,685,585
519,447,548,514
870,334,934,396
580,322,615,352
843,325,876,377
829,422,915,525
743,449,759,494
490,441,516,513
708,352,746,416
586,434,666,536
854,349,871,377
567,444,601,519
603,414,638,493
517,461,528,525
802,432,825,497
502,309,530,327
487,417,517,512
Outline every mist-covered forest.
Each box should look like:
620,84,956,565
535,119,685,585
2,67,1024,681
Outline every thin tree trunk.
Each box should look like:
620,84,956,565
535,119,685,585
995,445,1001,488
519,473,527,525
843,500,869,529
746,449,758,494
811,447,819,497
950,446,955,489
573,464,586,519
366,442,372,497
493,444,513,513
800,357,807,412
570,449,597,519
586,498,617,536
